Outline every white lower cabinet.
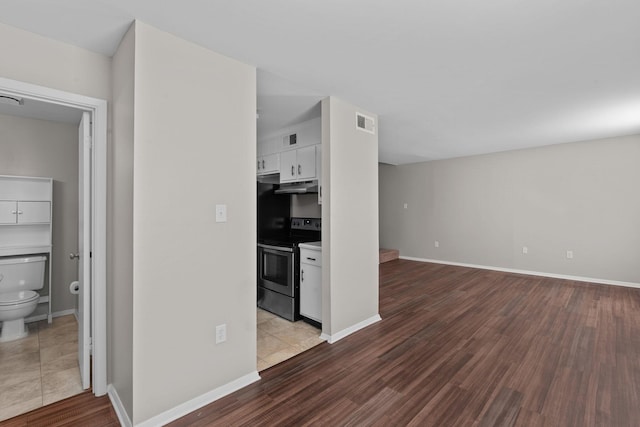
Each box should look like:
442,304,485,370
299,244,322,323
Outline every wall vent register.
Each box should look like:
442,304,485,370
356,112,375,134
283,133,298,147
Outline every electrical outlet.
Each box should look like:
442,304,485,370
522,246,528,254
434,240,440,248
403,203,408,209
215,324,227,344
566,250,573,259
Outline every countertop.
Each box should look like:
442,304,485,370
299,241,321,250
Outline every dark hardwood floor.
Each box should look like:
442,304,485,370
0,391,118,427
170,260,640,426
5,260,640,426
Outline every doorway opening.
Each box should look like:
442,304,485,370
255,71,325,371
0,77,107,420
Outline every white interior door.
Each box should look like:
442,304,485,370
78,111,92,390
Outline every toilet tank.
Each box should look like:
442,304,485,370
0,255,46,293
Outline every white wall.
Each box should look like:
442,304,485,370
110,23,135,419
291,194,321,218
0,22,111,102
257,116,321,155
0,20,260,423
379,134,640,284
0,113,78,313
131,22,257,424
322,97,379,336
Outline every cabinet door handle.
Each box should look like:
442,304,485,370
17,210,23,215
301,269,304,282
262,160,265,169
11,210,17,214
291,165,295,176
306,257,316,261
298,165,302,175
257,160,260,170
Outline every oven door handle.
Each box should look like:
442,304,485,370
258,243,294,253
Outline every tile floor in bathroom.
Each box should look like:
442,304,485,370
0,314,83,422
257,308,324,371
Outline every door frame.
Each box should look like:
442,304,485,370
0,76,108,396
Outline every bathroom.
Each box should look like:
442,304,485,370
0,100,85,421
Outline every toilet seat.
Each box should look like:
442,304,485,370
0,290,39,306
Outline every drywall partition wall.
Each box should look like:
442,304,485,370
0,113,78,313
0,22,111,101
322,97,380,338
109,22,135,420
131,22,257,424
379,134,640,284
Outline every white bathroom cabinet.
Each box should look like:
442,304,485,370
0,200,51,224
0,175,53,322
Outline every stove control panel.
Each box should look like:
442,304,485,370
291,217,321,231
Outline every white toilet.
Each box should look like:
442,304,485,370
0,255,46,342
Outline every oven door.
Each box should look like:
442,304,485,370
258,243,296,297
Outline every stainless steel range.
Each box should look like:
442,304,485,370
257,217,321,321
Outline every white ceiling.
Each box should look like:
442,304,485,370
1,0,639,164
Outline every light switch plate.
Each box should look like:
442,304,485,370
215,324,226,344
216,204,227,222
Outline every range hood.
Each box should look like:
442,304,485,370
257,173,280,184
274,181,318,194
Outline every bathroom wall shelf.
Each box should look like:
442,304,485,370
0,175,53,323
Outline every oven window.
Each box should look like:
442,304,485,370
262,251,290,286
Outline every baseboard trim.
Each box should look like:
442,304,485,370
136,371,261,427
25,308,78,324
399,256,640,289
54,308,77,318
107,384,132,427
321,314,382,344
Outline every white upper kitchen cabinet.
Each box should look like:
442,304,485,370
256,153,280,176
280,145,317,183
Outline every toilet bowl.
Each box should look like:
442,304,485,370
0,291,40,342
0,255,46,342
